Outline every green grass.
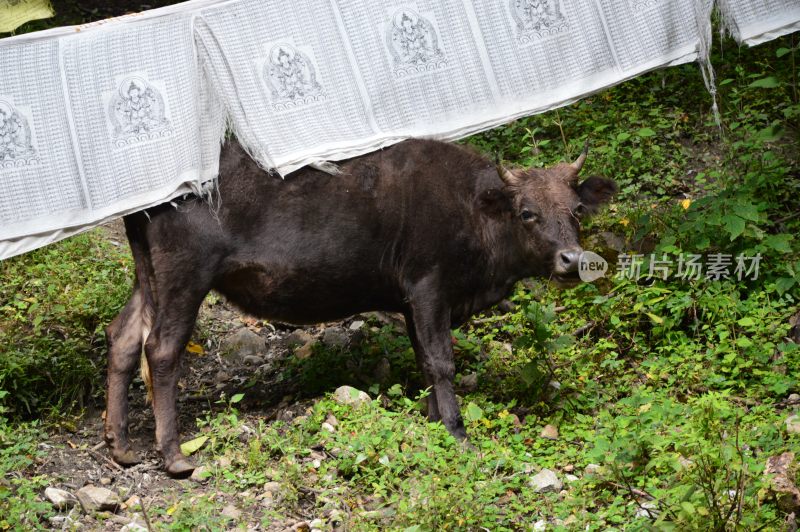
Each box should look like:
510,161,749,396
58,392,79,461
0,22,798,532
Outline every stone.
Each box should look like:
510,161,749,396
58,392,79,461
321,327,349,348
263,481,282,494
529,468,563,493
788,393,800,403
221,328,265,361
190,466,210,482
99,477,112,486
295,341,315,360
374,357,391,383
222,504,241,520
533,520,547,531
635,501,659,519
786,414,800,435
564,474,579,483
285,329,314,348
121,523,148,532
458,372,478,393
309,518,326,530
764,452,800,513
44,487,77,510
325,414,339,427
75,485,121,512
124,495,142,509
584,463,603,475
563,464,574,473
242,354,263,366
321,422,336,433
333,386,370,407
540,424,559,440
349,320,365,331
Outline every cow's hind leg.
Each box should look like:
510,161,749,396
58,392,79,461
105,285,149,465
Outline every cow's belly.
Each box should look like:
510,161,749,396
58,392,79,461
212,260,402,324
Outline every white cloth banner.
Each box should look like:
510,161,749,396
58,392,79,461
0,0,798,260
196,0,704,174
0,8,225,259
718,0,800,46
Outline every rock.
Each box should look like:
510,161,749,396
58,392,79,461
44,487,77,510
214,370,231,386
584,463,603,475
121,523,148,532
124,495,142,509
635,501,659,518
458,372,478,393
788,393,800,403
563,464,574,473
529,468,563,493
285,329,314,347
221,328,265,361
540,424,559,440
325,414,339,427
222,504,241,520
242,354,263,366
217,456,232,469
99,477,112,486
309,518,326,530
321,327,349,348
599,231,626,252
349,320,365,331
190,466,210,482
374,357,391,383
321,422,336,433
564,474,579,483
533,519,547,531
786,414,800,435
764,452,800,513
75,485,121,512
295,341,315,360
263,481,282,494
333,386,370,407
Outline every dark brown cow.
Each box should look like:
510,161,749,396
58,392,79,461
104,139,616,476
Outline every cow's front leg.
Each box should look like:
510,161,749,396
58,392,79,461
144,319,196,477
405,285,467,440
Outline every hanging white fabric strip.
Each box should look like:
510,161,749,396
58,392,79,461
0,8,225,260
717,0,800,46
0,0,798,260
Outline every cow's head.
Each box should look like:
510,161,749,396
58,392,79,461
480,144,617,284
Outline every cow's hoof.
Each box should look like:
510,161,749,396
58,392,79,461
165,457,195,478
110,447,141,466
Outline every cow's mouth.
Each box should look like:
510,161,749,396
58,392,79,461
551,272,582,288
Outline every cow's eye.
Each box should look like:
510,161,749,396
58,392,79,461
520,209,537,222
574,203,587,217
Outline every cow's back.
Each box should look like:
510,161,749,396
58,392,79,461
139,140,499,324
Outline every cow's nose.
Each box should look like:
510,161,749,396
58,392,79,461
556,247,583,274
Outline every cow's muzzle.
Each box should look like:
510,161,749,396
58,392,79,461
554,246,583,275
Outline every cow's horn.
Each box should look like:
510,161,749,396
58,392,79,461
497,166,520,186
570,140,589,172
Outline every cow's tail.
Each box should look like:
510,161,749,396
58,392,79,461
124,213,156,403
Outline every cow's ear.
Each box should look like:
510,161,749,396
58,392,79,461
577,176,617,213
478,188,513,217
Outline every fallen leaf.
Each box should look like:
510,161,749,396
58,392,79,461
180,435,208,456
